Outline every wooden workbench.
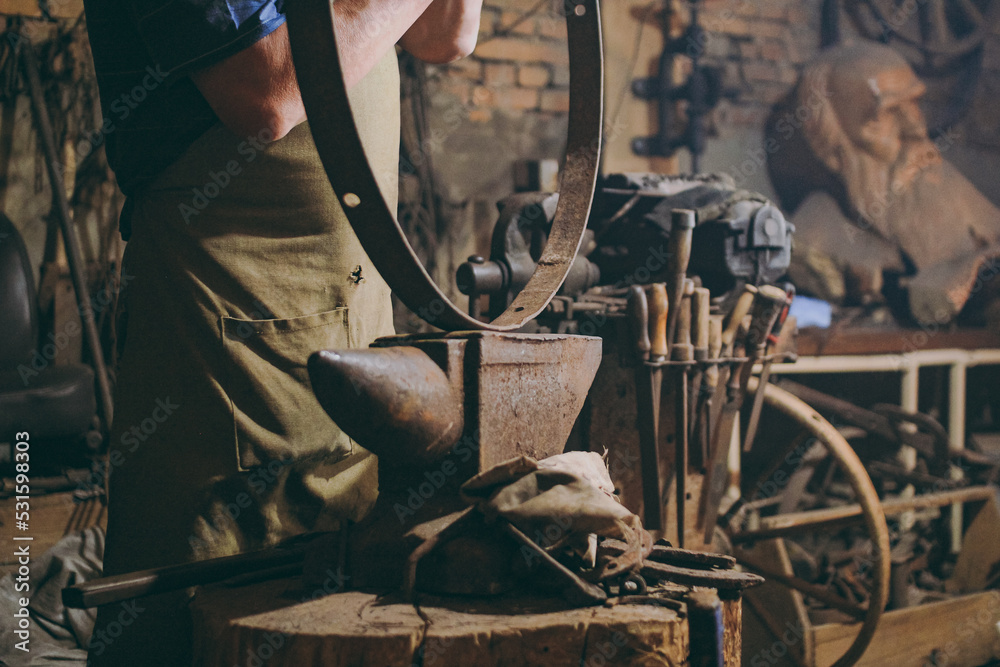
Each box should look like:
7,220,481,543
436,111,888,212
795,325,1000,356
190,575,742,666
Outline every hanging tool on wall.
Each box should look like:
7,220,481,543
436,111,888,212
630,0,741,172
5,28,115,436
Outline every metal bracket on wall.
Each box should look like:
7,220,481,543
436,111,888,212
630,0,740,172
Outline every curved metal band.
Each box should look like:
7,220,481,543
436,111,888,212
287,0,603,332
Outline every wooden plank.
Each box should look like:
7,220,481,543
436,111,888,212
600,1,679,176
0,491,105,573
811,591,1000,667
191,577,700,666
733,487,995,543
796,327,1000,357
420,594,687,666
191,580,425,667
723,597,742,667
949,493,1000,594
738,540,812,667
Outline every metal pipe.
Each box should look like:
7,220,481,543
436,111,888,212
733,486,995,541
898,361,919,532
949,360,968,553
768,349,1000,374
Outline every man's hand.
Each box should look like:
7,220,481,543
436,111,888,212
399,0,483,64
191,0,483,142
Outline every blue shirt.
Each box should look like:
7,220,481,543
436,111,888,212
83,0,286,238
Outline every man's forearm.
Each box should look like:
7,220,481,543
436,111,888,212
191,0,479,141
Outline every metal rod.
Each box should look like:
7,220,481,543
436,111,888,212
737,553,868,621
63,543,310,608
20,37,114,433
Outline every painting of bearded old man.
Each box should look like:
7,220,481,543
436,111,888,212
766,41,1000,327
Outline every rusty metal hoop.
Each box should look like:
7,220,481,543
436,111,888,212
733,379,891,667
286,1,604,332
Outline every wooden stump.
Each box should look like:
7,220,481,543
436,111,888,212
190,576,738,666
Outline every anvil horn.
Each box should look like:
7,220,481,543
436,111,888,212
308,347,464,466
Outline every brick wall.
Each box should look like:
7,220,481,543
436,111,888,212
432,1,572,123
697,0,823,129
426,1,826,141
695,0,1000,155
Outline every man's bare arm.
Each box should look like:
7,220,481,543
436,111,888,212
192,0,481,141
190,24,306,141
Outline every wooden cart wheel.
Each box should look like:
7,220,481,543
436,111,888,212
729,378,891,667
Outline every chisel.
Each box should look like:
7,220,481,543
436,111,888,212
738,285,789,453
695,316,724,470
698,284,758,542
647,283,670,529
689,286,711,463
665,210,696,347
672,281,694,548
628,285,659,530
721,284,758,355
742,284,795,453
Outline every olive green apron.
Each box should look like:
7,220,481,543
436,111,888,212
102,50,399,575
93,49,400,667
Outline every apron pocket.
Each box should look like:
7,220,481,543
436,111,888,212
221,308,354,471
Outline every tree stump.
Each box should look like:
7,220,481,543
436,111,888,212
190,576,741,666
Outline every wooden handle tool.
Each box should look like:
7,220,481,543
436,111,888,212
646,283,669,362
665,210,696,348
721,284,758,354
627,285,651,362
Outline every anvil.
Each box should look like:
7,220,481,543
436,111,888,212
307,331,603,594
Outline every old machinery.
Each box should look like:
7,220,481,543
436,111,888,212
457,174,795,327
